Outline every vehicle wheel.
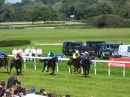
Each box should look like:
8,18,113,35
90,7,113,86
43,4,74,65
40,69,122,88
119,55,122,58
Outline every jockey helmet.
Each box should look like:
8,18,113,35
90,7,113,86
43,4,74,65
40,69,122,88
85,51,88,54
17,52,20,56
1,52,5,55
50,52,54,56
76,50,79,53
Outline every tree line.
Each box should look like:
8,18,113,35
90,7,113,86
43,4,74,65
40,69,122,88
0,0,130,25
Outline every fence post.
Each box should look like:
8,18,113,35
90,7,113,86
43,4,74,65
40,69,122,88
56,62,58,72
108,63,110,76
94,61,96,75
123,64,125,77
34,58,36,70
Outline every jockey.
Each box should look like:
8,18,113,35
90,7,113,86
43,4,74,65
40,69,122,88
47,52,55,57
71,50,80,64
0,52,6,59
80,51,89,64
46,52,55,64
16,52,21,60
72,50,80,59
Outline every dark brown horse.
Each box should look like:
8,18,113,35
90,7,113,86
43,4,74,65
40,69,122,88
67,56,82,74
81,56,91,77
10,56,23,75
0,55,9,72
42,57,58,74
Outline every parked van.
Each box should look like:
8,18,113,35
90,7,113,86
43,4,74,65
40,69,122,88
118,45,130,58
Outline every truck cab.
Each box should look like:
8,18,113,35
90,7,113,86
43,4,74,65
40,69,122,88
62,41,86,55
86,41,105,57
99,43,120,58
118,45,130,58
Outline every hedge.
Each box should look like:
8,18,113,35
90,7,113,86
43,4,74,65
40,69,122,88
0,40,31,47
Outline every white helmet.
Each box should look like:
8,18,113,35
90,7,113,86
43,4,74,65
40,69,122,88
76,50,79,53
85,51,88,54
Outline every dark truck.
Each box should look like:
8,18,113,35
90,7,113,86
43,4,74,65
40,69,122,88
62,41,89,55
62,41,105,56
99,42,120,59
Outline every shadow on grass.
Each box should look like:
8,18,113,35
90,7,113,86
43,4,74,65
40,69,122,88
76,75,91,78
44,73,57,76
0,71,10,74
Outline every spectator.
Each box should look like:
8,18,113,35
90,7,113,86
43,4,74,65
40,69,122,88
0,81,6,97
30,46,36,62
17,47,23,55
36,47,42,62
0,85,3,97
7,74,21,89
5,89,12,97
39,88,45,95
12,48,18,58
24,47,30,61
30,87,35,94
12,89,19,97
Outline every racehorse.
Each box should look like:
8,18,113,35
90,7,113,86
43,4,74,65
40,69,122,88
42,57,58,74
67,56,82,74
0,55,9,72
10,56,23,75
81,56,91,77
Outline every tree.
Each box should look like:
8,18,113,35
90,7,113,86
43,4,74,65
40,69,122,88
38,6,52,22
0,3,14,22
124,1,130,18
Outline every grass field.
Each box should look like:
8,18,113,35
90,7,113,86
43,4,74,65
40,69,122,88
0,28,130,97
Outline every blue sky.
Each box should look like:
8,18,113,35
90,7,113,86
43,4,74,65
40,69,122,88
7,0,21,4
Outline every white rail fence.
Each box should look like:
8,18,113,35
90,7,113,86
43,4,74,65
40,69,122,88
8,55,130,77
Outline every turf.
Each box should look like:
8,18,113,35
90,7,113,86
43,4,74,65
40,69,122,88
0,28,130,97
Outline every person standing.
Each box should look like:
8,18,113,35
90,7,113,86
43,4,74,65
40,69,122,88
12,48,18,59
30,46,36,62
7,74,21,89
24,47,30,61
17,47,23,55
36,47,42,62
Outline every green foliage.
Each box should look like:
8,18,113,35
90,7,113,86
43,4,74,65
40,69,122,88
0,3,14,22
0,40,31,47
92,14,130,28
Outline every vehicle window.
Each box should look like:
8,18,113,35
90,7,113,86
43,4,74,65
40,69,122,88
110,44,119,50
72,43,83,47
107,45,109,49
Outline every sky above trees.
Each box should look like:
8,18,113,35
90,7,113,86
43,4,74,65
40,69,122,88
7,0,21,4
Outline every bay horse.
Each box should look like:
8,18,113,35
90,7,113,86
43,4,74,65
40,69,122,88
42,57,58,74
10,56,23,75
0,55,9,72
67,56,82,74
81,56,91,77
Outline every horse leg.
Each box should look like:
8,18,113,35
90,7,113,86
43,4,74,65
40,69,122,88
16,69,19,75
10,65,13,74
69,65,72,74
75,67,78,74
87,69,89,75
42,63,46,72
20,68,22,74
84,69,87,78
